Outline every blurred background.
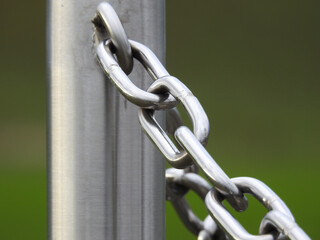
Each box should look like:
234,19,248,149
0,0,319,239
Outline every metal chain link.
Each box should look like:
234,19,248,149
93,2,311,239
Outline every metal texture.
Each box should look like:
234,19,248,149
92,3,311,240
260,211,311,240
205,177,310,240
166,169,211,236
94,2,133,74
175,126,247,211
97,40,177,109
138,76,210,169
198,216,226,240
166,168,226,240
47,0,165,239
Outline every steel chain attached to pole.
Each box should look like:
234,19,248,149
93,2,311,240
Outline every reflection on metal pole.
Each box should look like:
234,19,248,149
47,0,165,239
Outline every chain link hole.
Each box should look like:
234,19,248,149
185,190,209,220
223,194,268,234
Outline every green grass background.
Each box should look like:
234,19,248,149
0,0,319,239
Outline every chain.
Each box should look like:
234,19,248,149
93,2,311,240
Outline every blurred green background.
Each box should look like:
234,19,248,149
0,0,319,239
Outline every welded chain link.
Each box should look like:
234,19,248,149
93,2,311,239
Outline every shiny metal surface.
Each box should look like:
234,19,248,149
165,108,184,136
94,2,133,74
198,216,227,240
148,76,210,146
175,126,248,212
166,168,211,199
47,0,165,239
206,190,273,240
232,177,294,220
197,230,212,240
165,108,200,174
166,168,212,236
97,40,177,109
260,211,311,240
138,76,209,169
166,168,227,240
91,3,311,240
205,177,305,240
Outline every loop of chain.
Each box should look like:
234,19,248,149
94,3,311,239
198,216,227,240
260,211,311,240
174,126,248,212
205,177,309,240
96,39,178,109
93,2,133,74
166,168,227,240
138,75,210,169
166,168,210,235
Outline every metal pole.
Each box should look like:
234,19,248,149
47,0,165,239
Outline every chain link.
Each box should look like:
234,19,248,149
93,2,133,74
93,2,311,239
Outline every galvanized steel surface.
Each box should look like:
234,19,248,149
47,0,165,239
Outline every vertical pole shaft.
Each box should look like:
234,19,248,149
47,0,165,239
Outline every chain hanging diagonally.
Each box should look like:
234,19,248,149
92,2,311,240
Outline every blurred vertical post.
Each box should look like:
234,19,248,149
47,0,165,239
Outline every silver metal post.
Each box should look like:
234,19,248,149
47,0,165,239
